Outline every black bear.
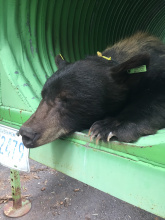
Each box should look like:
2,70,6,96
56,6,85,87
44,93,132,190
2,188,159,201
19,32,165,148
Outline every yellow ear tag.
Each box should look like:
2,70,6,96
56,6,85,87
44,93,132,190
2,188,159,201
60,54,64,60
97,51,111,61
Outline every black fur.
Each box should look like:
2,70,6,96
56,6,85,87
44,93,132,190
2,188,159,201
21,32,165,146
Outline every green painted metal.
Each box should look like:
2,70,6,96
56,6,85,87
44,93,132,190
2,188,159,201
0,61,31,111
1,0,165,218
10,169,22,209
67,131,165,168
0,106,31,126
29,138,165,218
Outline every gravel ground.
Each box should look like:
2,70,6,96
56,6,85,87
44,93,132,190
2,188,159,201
0,159,164,220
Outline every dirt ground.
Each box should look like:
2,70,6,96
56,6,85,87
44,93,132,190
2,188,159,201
0,159,164,220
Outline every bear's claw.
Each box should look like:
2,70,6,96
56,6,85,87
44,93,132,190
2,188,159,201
96,134,101,145
88,129,92,136
90,131,98,141
89,118,117,143
107,132,114,141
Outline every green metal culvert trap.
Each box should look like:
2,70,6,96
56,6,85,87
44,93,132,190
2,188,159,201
1,0,165,218
1,0,165,112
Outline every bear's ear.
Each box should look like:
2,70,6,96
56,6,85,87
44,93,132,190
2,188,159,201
55,54,68,69
111,54,150,87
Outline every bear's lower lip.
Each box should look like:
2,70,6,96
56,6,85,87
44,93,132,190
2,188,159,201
22,136,35,148
23,142,35,148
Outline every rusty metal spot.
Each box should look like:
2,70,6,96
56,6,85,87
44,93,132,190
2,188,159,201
4,199,31,217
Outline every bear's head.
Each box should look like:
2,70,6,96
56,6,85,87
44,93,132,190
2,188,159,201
19,53,149,148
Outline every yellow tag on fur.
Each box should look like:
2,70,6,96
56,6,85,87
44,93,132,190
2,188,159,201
60,54,64,60
97,51,111,61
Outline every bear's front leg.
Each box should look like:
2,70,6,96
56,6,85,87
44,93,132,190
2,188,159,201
89,97,165,143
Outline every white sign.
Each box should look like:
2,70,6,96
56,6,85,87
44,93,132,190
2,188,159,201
0,124,30,172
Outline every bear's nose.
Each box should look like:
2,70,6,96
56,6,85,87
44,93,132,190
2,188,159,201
19,126,40,148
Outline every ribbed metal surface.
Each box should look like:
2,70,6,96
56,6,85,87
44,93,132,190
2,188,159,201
0,0,165,110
